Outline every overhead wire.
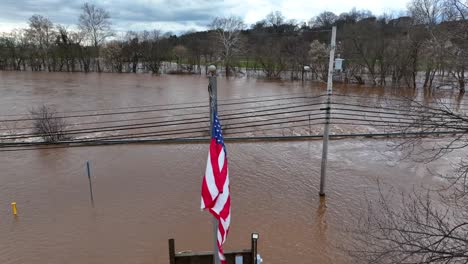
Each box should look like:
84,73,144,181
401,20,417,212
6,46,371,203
0,114,326,145
1,91,466,149
0,95,319,123
0,95,323,131
0,90,321,117
0,93,324,121
333,93,468,107
0,102,325,140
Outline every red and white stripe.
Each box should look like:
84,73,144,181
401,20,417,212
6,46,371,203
201,137,231,264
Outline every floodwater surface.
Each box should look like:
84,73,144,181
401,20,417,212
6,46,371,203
0,72,463,264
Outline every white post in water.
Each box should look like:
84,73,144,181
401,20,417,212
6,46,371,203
207,64,220,264
319,26,337,196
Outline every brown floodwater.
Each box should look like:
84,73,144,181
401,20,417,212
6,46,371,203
0,72,464,264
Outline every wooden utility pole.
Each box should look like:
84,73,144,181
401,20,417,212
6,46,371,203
319,26,337,196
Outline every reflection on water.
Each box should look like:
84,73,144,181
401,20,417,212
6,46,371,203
315,196,330,263
0,72,463,264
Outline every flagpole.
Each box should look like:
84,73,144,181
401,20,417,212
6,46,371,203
208,65,221,264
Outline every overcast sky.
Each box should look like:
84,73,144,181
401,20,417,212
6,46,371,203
0,0,410,34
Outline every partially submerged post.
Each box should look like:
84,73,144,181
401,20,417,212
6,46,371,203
11,202,17,215
319,26,337,196
168,239,176,264
86,161,94,206
207,64,220,264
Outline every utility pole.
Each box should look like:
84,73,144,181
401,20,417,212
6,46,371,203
319,26,337,196
207,65,220,264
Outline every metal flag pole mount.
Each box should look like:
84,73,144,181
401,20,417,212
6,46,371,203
207,64,220,264
319,26,337,197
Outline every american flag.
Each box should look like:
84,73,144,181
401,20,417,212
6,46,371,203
201,112,231,264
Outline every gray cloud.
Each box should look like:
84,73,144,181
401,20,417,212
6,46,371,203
0,0,409,33
0,0,232,33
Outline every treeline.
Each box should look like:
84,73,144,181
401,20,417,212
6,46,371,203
0,0,466,92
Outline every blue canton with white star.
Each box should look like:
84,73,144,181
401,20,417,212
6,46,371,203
212,112,225,148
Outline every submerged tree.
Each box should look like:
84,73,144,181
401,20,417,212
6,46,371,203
26,15,55,71
349,99,468,263
140,30,171,74
350,184,468,264
210,16,245,76
30,105,69,143
78,2,113,72
308,40,329,81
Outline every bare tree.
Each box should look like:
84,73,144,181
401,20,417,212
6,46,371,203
342,18,385,86
408,0,445,25
30,105,69,143
0,3,464,83
310,11,338,28
55,25,84,72
26,15,55,71
140,30,170,74
349,183,468,264
102,40,124,72
265,11,286,27
209,16,245,76
420,36,445,91
347,98,468,263
248,12,298,79
173,44,188,72
337,8,375,23
121,31,141,73
78,2,113,72
441,0,468,94
0,30,29,71
443,0,468,20
308,40,329,81
386,100,468,187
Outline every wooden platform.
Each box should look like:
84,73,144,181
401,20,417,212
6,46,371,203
168,235,258,264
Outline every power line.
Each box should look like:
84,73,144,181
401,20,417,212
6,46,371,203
333,93,468,107
60,116,320,142
0,114,325,145
2,129,465,152
0,92,324,119
0,95,320,123
0,97,321,131
2,111,324,142
0,102,324,140
330,117,468,130
331,102,461,116
2,101,463,142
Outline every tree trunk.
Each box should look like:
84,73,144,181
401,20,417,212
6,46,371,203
410,44,419,89
458,68,465,95
460,79,465,95
132,55,138,73
429,70,436,88
423,69,430,89
354,75,365,85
